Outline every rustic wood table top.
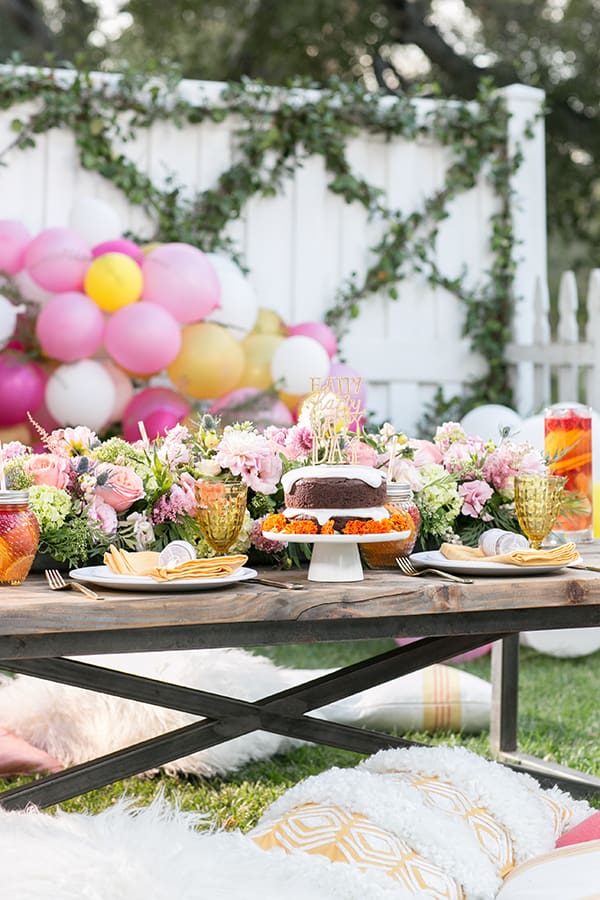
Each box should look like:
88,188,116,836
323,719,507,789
2,554,600,659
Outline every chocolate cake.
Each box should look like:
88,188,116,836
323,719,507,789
280,464,388,531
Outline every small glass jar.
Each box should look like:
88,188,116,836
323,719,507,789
361,482,421,568
0,490,40,585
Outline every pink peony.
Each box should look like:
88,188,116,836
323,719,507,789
409,439,443,466
458,479,494,518
95,463,145,512
23,453,72,490
215,427,282,494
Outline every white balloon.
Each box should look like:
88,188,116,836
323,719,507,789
69,195,123,246
12,269,53,305
45,360,115,432
513,414,545,452
271,335,330,396
521,628,600,658
460,404,522,443
205,254,258,338
0,294,18,348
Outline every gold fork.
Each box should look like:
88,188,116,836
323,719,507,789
44,569,103,600
396,556,474,584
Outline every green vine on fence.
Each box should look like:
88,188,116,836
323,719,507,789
0,62,524,432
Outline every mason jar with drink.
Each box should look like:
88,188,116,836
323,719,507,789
544,404,593,542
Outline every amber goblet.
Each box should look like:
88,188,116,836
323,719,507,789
513,474,567,550
195,480,248,555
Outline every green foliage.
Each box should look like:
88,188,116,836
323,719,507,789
0,63,523,426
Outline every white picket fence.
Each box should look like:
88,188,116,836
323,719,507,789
506,269,600,415
0,72,547,434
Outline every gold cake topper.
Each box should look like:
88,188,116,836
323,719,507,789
305,376,365,464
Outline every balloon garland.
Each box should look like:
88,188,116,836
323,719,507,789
0,225,343,440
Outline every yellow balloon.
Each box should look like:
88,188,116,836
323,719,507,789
167,323,245,400
251,307,288,336
141,242,163,256
238,333,284,390
278,390,306,414
84,252,143,312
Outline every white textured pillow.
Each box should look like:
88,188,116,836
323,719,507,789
496,840,600,899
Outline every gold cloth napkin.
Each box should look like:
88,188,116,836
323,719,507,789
439,542,579,567
104,545,248,581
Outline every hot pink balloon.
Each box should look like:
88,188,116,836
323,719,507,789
101,360,135,423
92,238,144,266
288,321,337,358
36,292,105,362
24,227,91,293
0,353,45,426
142,243,220,324
0,220,31,275
210,386,294,428
121,387,190,442
104,303,182,374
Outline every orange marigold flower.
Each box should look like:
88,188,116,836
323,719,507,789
321,519,336,534
262,513,287,533
389,511,415,533
283,519,319,535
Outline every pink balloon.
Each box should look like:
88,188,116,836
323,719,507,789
0,353,45,426
0,220,31,275
101,361,135,423
92,238,144,266
24,227,91,293
142,243,220,324
210,386,294,428
104,303,182,374
141,409,186,440
36,292,105,362
121,387,190,442
288,321,337,358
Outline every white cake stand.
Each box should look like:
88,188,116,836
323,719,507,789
262,530,411,583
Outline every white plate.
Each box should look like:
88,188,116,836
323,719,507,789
70,565,258,592
262,530,410,544
409,550,580,577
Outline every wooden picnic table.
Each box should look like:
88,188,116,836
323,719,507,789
1,554,600,810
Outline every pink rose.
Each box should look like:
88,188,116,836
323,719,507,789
95,463,145,512
409,439,443,466
88,496,118,535
347,440,378,467
23,453,71,490
458,479,494,518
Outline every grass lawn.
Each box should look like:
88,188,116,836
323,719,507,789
1,641,598,827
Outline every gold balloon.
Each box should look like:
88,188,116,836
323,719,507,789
0,423,32,445
167,323,245,400
251,307,288,336
278,389,306,415
238,333,284,390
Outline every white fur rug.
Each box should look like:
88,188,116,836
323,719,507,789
0,747,591,900
0,649,491,777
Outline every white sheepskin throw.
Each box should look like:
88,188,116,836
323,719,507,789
0,798,411,900
0,747,591,900
0,649,299,777
0,649,491,777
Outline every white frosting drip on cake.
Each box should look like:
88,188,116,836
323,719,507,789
283,507,389,526
281,465,384,492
